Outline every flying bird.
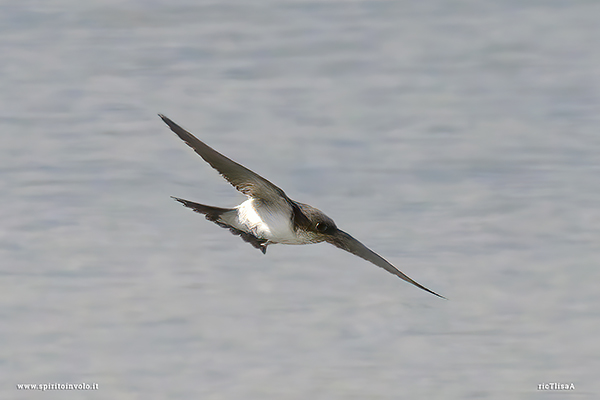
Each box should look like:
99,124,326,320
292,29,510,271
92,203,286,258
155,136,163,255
160,114,444,298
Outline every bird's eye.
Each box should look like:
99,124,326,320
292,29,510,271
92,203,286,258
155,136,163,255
316,222,329,233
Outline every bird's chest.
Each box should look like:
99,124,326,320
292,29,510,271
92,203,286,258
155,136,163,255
235,199,309,244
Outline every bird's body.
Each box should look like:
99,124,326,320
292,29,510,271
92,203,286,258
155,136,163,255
160,114,444,298
234,199,317,245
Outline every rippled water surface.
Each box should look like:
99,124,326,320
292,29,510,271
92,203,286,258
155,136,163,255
2,1,599,399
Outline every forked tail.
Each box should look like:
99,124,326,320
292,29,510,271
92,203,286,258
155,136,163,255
171,196,269,254
171,196,233,223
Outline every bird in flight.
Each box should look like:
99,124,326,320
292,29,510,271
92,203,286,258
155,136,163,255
159,114,444,298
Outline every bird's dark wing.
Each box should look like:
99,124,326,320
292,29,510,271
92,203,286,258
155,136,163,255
326,230,445,298
160,114,288,203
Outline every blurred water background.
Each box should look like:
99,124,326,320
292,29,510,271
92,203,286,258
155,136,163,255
1,1,599,399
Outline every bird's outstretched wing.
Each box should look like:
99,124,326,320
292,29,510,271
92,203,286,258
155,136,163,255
159,114,288,203
326,230,445,298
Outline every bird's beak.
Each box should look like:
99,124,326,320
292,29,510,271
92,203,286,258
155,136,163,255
325,229,445,299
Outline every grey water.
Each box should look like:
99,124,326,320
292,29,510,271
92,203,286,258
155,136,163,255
1,1,599,399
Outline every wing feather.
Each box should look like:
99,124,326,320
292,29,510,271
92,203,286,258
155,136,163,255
160,114,287,203
327,230,445,298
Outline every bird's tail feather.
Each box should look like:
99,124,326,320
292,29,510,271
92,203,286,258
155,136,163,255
171,196,234,222
171,196,269,254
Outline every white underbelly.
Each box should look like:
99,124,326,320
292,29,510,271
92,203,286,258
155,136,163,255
233,198,311,244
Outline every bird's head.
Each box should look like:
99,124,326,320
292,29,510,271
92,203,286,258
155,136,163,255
291,201,340,242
